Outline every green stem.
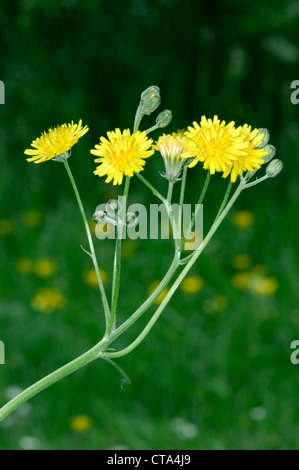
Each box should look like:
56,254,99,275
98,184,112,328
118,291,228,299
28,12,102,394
109,176,130,334
109,253,180,343
180,172,211,252
133,104,143,133
215,180,233,219
136,173,165,203
145,124,159,134
63,160,110,327
179,165,188,217
108,179,246,358
0,337,110,422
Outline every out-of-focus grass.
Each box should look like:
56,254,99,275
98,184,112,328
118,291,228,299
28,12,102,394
0,162,299,450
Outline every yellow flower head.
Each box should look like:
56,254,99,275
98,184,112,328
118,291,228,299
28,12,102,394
91,128,154,185
223,124,268,182
69,415,93,433
182,116,268,181
25,120,89,164
31,288,66,313
155,131,187,182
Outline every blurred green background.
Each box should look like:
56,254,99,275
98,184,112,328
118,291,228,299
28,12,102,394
0,0,299,450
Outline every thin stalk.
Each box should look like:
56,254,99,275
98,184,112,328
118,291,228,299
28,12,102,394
136,173,165,203
179,165,188,216
63,160,110,326
107,179,246,358
0,337,111,422
110,253,180,342
215,180,233,219
109,176,130,333
180,172,211,252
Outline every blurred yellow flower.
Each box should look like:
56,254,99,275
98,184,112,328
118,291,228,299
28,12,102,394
231,269,279,296
69,414,93,433
22,211,43,228
31,288,66,313
231,254,252,270
231,272,251,290
203,295,228,313
16,258,34,274
83,269,108,287
121,241,136,259
231,210,254,229
0,219,13,236
180,275,204,294
251,277,279,296
34,259,57,278
25,120,88,163
148,281,169,305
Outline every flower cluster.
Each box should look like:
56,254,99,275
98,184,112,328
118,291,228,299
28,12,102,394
181,116,270,182
25,114,280,186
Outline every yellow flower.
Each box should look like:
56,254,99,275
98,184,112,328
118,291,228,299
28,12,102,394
203,296,228,313
231,272,251,290
25,120,89,163
34,259,57,278
231,254,252,270
91,129,154,185
148,281,169,305
22,211,43,228
251,277,279,296
155,131,187,181
16,258,34,274
182,116,268,181
231,210,254,229
223,124,268,182
83,269,108,287
180,275,204,293
31,288,66,313
0,219,13,236
69,415,93,433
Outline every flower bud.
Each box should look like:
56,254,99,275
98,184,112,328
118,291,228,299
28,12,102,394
93,210,106,225
255,128,270,149
125,212,138,228
105,199,121,218
141,85,160,101
156,110,172,128
140,86,161,115
266,159,283,178
263,144,276,163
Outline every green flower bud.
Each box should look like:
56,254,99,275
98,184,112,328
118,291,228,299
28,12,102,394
93,210,106,225
266,159,283,178
263,144,276,163
141,85,160,101
105,199,121,218
255,128,270,149
140,86,161,115
156,110,172,128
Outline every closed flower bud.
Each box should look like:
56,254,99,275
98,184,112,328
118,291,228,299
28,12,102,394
140,86,161,115
125,212,138,228
263,144,276,163
105,199,121,218
141,85,160,101
255,128,270,149
156,110,172,128
266,159,283,178
93,210,106,224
